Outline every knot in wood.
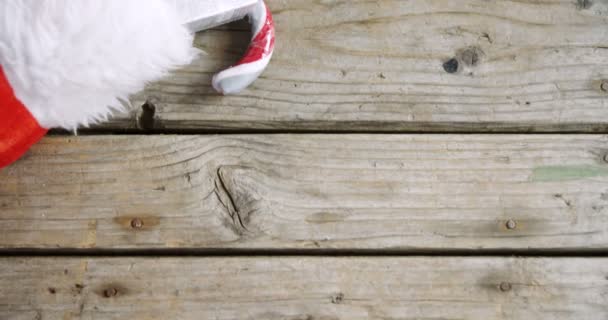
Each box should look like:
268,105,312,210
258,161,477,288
458,47,484,67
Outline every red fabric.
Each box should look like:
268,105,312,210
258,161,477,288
0,66,48,169
237,5,275,65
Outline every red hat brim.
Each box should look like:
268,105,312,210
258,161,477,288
0,67,48,169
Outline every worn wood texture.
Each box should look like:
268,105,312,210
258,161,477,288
2,134,608,250
1,257,607,319
94,0,608,132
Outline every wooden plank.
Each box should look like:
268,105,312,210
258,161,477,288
2,134,608,250
1,257,606,319
96,0,608,132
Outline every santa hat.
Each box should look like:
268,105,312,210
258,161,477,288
0,0,274,169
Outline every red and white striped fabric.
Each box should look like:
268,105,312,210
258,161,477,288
212,0,275,94
0,0,275,169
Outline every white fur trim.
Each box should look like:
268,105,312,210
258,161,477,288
0,0,198,129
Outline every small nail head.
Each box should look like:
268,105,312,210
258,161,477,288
104,288,118,298
505,219,517,230
130,218,144,229
499,282,512,292
601,81,608,92
332,292,344,304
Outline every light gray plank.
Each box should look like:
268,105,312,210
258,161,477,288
1,134,608,250
98,0,608,132
1,257,607,319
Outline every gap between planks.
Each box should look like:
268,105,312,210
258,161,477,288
50,122,608,135
2,248,608,258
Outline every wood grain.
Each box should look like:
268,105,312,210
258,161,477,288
2,134,608,250
95,0,608,132
1,257,607,319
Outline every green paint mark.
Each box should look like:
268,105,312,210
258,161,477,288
530,165,608,182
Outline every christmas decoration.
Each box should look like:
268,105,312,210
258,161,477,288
0,0,275,168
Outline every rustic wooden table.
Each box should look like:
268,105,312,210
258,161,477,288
2,1,608,319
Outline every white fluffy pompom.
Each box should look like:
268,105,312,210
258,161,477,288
0,0,198,130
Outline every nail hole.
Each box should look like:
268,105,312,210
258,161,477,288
74,283,84,294
601,81,608,93
331,292,344,304
577,0,593,9
443,58,459,73
137,101,156,130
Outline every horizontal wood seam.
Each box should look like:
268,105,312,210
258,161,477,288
48,127,608,135
1,248,608,257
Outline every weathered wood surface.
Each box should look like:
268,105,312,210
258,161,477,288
1,257,606,319
2,134,608,250
95,0,608,132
